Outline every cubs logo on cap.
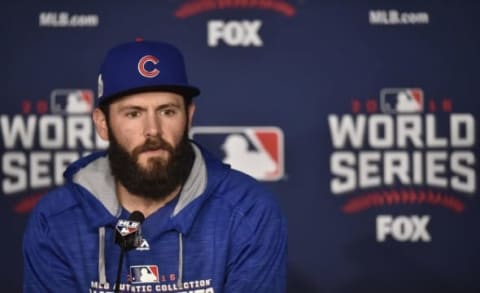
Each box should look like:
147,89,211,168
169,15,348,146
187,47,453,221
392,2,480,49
97,39,200,105
138,55,160,78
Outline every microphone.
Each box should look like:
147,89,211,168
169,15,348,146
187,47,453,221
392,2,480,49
114,211,145,293
115,211,145,250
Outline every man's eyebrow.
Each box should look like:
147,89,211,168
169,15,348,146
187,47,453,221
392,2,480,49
117,103,181,111
118,105,145,112
156,103,182,110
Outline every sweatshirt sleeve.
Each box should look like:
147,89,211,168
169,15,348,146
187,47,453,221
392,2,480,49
224,190,288,293
23,205,74,293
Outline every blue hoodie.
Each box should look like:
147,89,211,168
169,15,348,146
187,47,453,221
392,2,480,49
23,143,287,293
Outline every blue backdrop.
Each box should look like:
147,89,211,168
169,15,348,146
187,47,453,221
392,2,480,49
1,1,479,292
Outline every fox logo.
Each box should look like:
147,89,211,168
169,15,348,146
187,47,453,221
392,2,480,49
190,126,284,181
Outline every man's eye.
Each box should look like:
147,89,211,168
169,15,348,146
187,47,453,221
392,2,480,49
126,111,140,118
162,109,177,116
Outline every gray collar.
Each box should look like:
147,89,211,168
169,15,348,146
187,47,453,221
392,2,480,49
73,143,207,217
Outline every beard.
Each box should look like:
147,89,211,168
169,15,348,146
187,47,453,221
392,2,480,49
107,129,195,201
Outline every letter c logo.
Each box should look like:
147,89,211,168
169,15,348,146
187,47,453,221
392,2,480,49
138,55,160,78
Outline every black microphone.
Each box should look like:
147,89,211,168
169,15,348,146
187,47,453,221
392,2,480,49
115,211,145,250
114,211,145,293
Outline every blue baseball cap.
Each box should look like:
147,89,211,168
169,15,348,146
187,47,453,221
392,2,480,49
97,39,200,105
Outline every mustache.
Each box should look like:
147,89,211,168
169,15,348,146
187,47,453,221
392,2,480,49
131,136,174,158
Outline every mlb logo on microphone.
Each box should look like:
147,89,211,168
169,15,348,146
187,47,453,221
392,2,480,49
380,88,424,114
116,219,141,237
130,265,159,284
50,89,94,114
190,126,284,181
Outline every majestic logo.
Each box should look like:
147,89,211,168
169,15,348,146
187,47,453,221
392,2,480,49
328,88,476,215
138,55,160,78
190,126,284,181
136,238,150,251
208,20,263,47
50,89,94,114
130,265,160,284
376,215,431,242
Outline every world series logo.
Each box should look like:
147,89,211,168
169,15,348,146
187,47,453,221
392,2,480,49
328,88,476,212
0,89,107,213
328,87,477,243
329,88,476,196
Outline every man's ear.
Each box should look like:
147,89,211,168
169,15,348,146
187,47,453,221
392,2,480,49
187,102,196,129
92,108,109,140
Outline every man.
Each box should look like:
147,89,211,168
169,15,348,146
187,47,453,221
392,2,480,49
23,40,287,292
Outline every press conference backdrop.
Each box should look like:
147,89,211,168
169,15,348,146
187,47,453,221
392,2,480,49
1,1,479,292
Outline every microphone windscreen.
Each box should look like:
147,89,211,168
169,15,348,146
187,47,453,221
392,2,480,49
129,211,145,224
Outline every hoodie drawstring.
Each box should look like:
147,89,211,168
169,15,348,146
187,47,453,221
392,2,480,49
177,233,184,287
98,226,107,285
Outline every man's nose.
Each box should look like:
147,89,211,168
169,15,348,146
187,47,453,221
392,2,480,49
144,112,161,137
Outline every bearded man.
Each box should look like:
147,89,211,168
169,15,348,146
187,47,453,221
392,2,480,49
23,40,287,293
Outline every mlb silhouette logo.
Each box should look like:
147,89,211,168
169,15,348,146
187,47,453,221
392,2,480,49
130,265,159,284
380,88,424,113
50,89,94,114
190,126,284,181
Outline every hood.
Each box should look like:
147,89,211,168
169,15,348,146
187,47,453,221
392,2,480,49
63,142,230,234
